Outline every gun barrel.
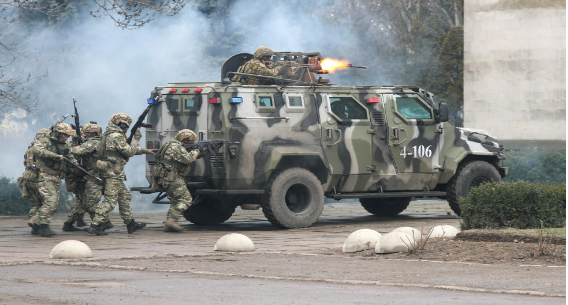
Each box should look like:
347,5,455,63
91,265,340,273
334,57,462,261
127,104,152,144
65,160,102,182
347,64,366,69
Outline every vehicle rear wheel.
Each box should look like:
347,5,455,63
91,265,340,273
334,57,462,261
359,197,411,216
261,168,324,229
446,160,502,216
183,196,236,225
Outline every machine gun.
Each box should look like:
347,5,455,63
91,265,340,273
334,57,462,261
223,51,365,86
127,100,155,144
184,140,240,155
71,98,82,144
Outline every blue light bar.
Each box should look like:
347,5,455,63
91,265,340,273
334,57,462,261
147,98,155,104
231,97,243,104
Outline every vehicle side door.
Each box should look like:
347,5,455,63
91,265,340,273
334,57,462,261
319,93,374,192
385,94,441,174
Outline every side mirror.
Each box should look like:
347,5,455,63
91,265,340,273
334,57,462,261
436,103,449,122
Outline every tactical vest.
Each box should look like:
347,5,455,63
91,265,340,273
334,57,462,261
36,138,68,177
80,136,102,172
156,141,189,175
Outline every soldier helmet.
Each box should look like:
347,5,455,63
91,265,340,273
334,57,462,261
51,123,77,139
175,129,197,142
82,123,102,136
254,46,274,59
110,113,132,127
35,128,51,139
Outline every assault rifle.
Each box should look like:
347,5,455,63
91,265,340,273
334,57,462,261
63,159,102,182
127,101,154,144
184,140,240,155
71,98,82,144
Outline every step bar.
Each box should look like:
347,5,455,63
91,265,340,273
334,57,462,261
327,191,447,200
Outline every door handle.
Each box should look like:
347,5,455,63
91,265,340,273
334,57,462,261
391,127,407,145
326,129,342,146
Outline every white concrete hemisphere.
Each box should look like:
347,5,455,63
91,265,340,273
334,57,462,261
342,229,382,253
375,232,416,254
429,225,461,238
214,233,255,252
49,240,93,259
392,227,422,241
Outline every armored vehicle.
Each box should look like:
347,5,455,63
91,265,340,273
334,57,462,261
132,51,507,229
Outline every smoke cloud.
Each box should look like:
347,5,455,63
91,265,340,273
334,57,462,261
0,0,385,184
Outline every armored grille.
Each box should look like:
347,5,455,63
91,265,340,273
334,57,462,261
209,152,225,168
372,111,385,125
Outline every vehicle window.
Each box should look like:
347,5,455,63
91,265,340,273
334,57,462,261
167,98,179,110
329,97,367,120
396,97,432,119
259,96,273,107
185,98,195,109
289,96,303,107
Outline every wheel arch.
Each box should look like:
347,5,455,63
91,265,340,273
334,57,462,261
439,152,504,184
262,147,329,185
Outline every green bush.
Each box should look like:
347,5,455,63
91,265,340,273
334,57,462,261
0,177,32,215
0,176,73,215
504,149,566,184
461,181,566,230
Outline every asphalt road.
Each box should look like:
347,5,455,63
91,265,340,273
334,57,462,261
0,200,565,305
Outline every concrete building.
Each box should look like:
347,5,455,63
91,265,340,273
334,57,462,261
464,0,566,149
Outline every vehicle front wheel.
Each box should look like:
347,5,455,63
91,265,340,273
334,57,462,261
261,168,324,229
446,160,502,216
359,197,411,216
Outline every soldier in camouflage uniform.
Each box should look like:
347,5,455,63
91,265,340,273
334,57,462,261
61,132,86,231
29,123,77,236
231,46,291,85
17,128,51,235
152,129,203,232
86,113,151,236
62,123,106,232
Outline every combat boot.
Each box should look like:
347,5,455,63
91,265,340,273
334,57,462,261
99,221,114,231
62,222,81,232
126,220,146,234
31,223,39,235
85,224,108,236
75,218,87,227
38,224,56,237
163,219,184,233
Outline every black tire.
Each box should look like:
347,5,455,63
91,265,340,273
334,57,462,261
447,160,502,216
261,168,324,229
359,197,411,216
183,196,235,225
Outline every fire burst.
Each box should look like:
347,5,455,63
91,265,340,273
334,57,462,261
320,58,350,73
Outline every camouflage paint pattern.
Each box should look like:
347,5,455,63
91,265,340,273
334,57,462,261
152,137,200,220
142,83,504,204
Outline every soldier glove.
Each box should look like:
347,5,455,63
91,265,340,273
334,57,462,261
55,154,68,162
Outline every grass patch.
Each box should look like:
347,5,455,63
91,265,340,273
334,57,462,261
502,227,566,238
